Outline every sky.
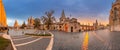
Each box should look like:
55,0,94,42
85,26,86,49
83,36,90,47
2,0,115,26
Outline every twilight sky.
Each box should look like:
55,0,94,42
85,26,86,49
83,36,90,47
2,0,115,26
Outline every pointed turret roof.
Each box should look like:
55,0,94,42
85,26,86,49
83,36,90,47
96,20,98,23
0,0,7,27
95,20,98,26
14,20,19,27
61,10,66,19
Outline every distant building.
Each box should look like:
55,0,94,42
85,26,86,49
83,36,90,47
40,10,95,32
50,10,81,32
25,10,95,32
93,20,98,30
80,25,94,31
109,0,120,31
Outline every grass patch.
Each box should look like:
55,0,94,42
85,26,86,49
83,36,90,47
25,33,51,36
0,37,10,50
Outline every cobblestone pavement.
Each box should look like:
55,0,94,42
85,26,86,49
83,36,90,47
9,29,50,50
51,29,120,50
9,29,120,50
51,31,86,50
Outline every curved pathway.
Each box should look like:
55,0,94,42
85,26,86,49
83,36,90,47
10,29,52,50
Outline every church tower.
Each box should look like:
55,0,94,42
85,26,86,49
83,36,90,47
60,10,66,23
0,0,7,27
109,0,120,31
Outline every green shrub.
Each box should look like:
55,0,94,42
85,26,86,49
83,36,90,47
0,37,10,50
25,33,51,36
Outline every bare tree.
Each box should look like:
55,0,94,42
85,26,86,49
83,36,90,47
21,21,27,29
41,10,56,30
34,18,41,29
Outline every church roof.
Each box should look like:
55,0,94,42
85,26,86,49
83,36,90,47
60,10,66,19
0,0,7,27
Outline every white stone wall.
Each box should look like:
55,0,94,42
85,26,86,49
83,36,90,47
111,25,120,31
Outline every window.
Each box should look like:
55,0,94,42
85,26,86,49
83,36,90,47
59,26,61,28
114,7,118,21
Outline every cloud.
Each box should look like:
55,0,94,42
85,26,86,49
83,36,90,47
3,0,114,26
7,18,25,26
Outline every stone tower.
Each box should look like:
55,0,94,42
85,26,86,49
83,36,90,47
60,10,66,23
0,0,7,27
14,20,19,28
95,20,98,26
109,0,120,31
28,16,34,26
27,16,34,29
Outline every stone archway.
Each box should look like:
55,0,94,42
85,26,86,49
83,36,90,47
71,27,73,32
79,29,81,32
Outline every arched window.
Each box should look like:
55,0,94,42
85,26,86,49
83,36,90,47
113,7,118,21
114,7,117,18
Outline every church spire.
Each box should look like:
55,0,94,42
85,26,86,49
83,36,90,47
95,19,98,25
60,10,66,23
61,10,66,18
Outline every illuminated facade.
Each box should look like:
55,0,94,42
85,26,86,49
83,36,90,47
25,10,95,32
46,10,96,32
50,10,81,32
109,0,120,31
0,0,7,27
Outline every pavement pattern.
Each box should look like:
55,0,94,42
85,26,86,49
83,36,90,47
51,29,120,50
9,29,51,50
9,29,120,50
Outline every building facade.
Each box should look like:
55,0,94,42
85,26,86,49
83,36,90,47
109,0,120,31
26,10,96,32
93,20,98,30
49,10,81,32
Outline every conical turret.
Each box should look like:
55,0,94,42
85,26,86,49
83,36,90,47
0,0,7,27
14,20,19,28
60,10,66,23
61,10,66,19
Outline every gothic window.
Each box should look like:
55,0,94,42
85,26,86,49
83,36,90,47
113,7,118,21
59,26,61,28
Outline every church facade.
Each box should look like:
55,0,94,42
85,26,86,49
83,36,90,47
47,10,81,32
57,10,81,32
109,0,120,31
